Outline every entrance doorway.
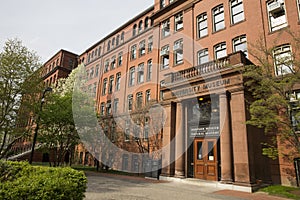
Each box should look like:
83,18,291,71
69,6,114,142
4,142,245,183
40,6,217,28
194,138,218,181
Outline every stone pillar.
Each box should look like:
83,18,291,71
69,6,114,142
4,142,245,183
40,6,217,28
230,90,252,185
161,104,172,177
175,102,185,177
219,93,233,183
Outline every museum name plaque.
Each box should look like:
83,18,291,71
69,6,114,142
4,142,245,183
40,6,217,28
189,125,220,138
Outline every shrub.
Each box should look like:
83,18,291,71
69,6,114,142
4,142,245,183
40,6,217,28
0,161,87,200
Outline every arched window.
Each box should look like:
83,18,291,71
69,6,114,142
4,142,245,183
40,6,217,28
121,32,125,43
116,35,120,46
145,17,150,29
133,24,137,36
112,37,115,48
107,40,111,51
138,20,143,33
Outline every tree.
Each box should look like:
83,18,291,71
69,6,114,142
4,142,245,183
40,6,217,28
0,39,41,159
38,68,80,166
244,30,300,160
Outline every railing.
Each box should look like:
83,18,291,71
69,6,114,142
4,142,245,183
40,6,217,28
164,51,248,85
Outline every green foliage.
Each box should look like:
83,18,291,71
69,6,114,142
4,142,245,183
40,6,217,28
260,185,300,199
0,38,42,158
0,161,87,200
244,30,300,159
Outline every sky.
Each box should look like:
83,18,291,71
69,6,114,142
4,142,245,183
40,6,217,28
0,0,153,63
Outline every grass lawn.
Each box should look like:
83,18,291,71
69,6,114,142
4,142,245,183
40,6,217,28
259,185,300,199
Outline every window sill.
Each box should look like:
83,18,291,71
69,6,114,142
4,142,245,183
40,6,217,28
268,25,289,35
230,19,246,27
212,27,226,35
175,28,184,33
160,67,170,71
196,35,209,41
173,62,184,67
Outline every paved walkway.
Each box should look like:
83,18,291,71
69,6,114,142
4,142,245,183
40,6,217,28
84,171,289,200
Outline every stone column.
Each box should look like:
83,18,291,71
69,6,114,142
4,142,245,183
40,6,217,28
161,104,172,177
230,90,252,185
175,101,185,177
219,92,233,183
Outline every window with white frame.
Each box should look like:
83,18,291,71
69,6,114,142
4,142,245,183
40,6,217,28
160,0,166,9
118,52,123,66
136,92,143,108
174,12,183,31
147,59,152,81
298,0,300,20
197,13,208,38
102,78,107,95
129,67,135,86
139,40,146,56
148,36,153,52
115,72,121,91
230,0,244,24
100,103,105,115
131,45,137,60
198,48,209,65
128,94,133,111
267,0,287,32
273,44,293,76
162,20,170,37
104,59,109,73
137,63,144,84
146,90,151,104
160,45,170,70
212,5,225,32
138,20,143,33
106,100,112,115
174,39,183,65
113,98,119,114
233,35,248,57
108,75,114,94
214,42,227,59
110,56,116,70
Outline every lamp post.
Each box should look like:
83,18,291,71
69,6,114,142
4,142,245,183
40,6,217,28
29,87,52,164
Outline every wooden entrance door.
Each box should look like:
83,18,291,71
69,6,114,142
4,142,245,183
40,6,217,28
194,138,218,181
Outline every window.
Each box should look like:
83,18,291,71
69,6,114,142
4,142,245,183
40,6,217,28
91,51,94,60
233,35,248,57
125,121,130,141
147,59,152,81
111,122,116,142
116,35,120,46
145,17,150,29
214,42,227,59
108,75,114,94
93,83,97,94
90,67,94,79
129,67,135,86
128,94,133,111
197,13,208,38
121,32,125,43
138,20,143,33
102,78,107,95
106,100,112,115
116,73,121,91
98,46,101,57
198,48,209,65
118,52,123,66
133,24,137,36
148,36,153,52
160,45,170,70
137,63,144,84
104,59,109,73
144,126,149,141
174,12,183,31
298,0,300,20
160,0,166,8
174,39,183,65
230,0,244,24
273,44,293,76
112,38,115,49
212,5,225,32
162,20,170,37
100,103,105,116
110,56,116,70
267,0,287,32
136,92,143,108
88,53,91,63
139,40,146,56
146,90,151,104
160,81,165,100
131,45,137,60
107,40,111,51
113,99,119,114
95,65,99,76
